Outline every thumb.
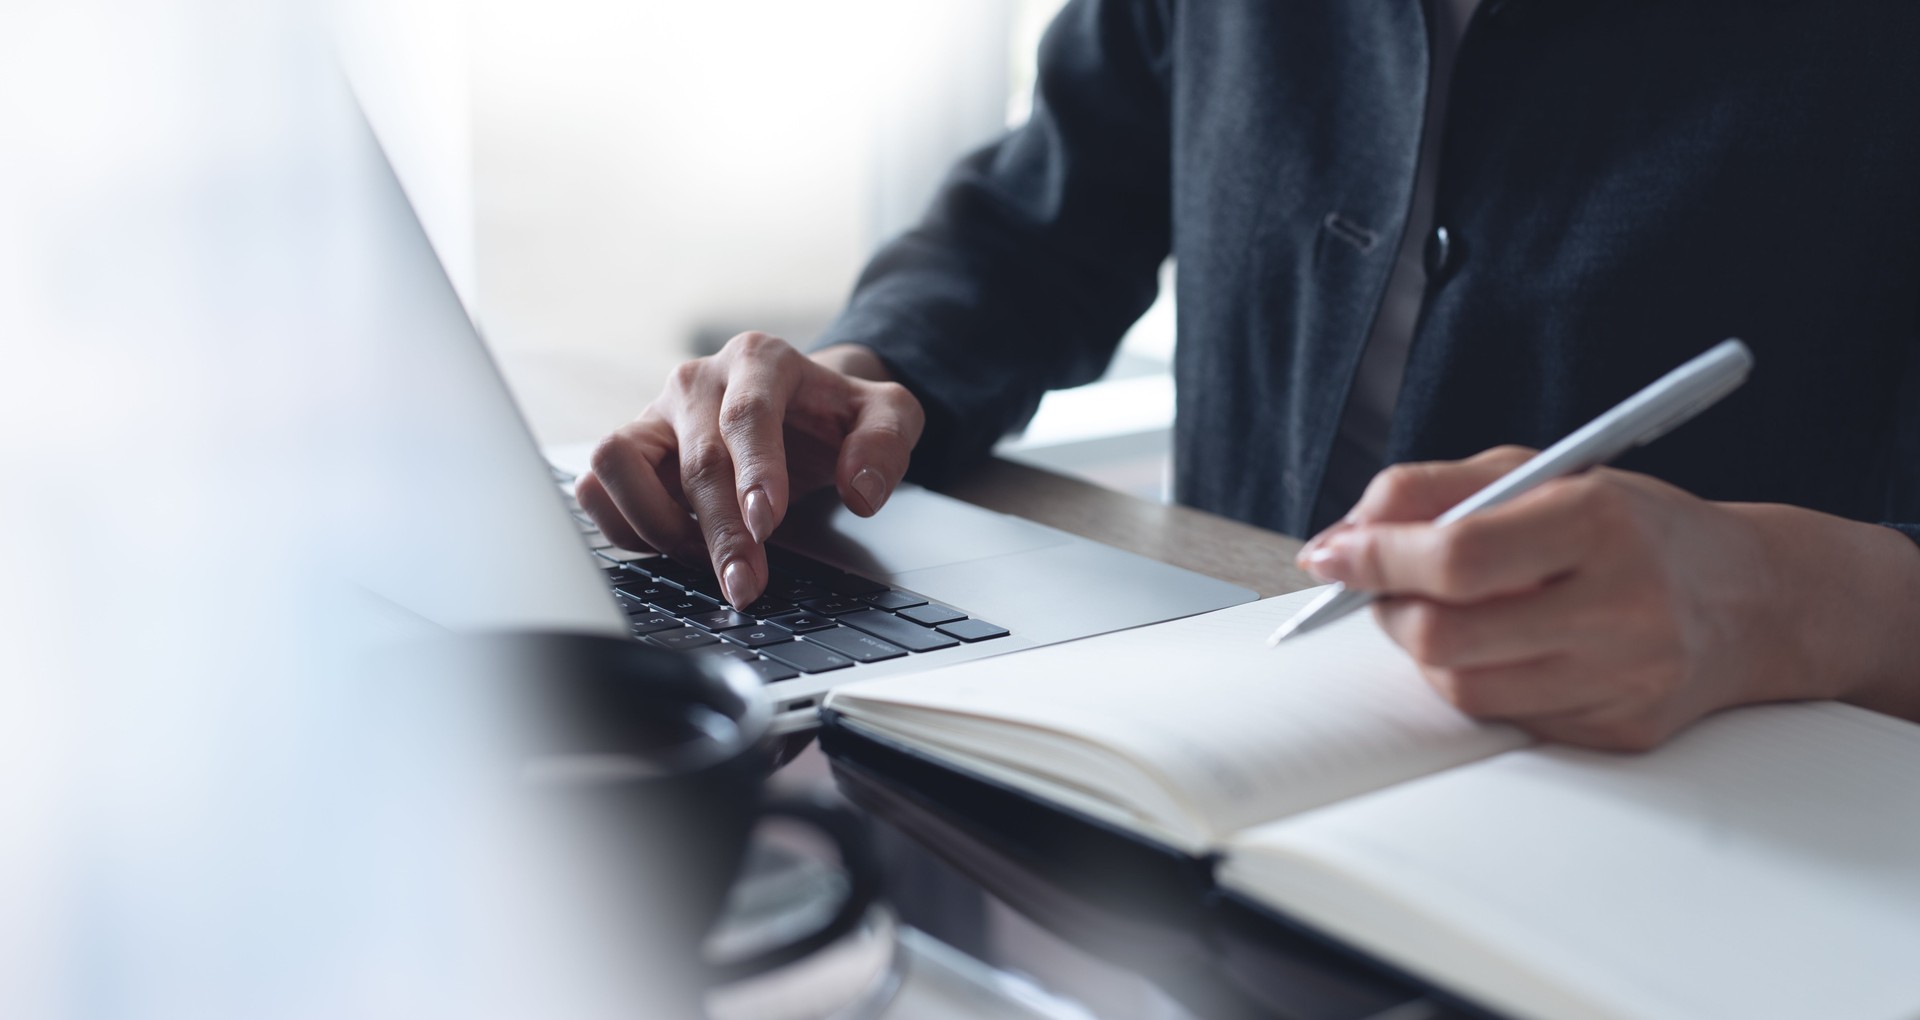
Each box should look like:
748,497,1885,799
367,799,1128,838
836,380,924,516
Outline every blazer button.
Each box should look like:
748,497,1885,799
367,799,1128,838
1424,225,1456,279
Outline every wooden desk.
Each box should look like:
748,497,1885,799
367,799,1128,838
938,457,1316,598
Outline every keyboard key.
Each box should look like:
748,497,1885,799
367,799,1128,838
690,645,758,663
799,595,868,616
826,573,889,596
603,567,652,588
765,547,840,580
743,596,798,618
760,641,855,674
898,602,966,627
767,610,836,633
718,623,792,649
614,581,680,604
673,573,729,601
839,610,960,652
651,593,721,617
744,658,800,683
646,558,705,582
646,627,720,652
805,626,908,663
581,530,615,550
611,592,652,616
627,613,683,635
646,562,721,595
862,589,927,611
765,578,829,603
597,548,650,563
938,618,1009,642
686,608,754,632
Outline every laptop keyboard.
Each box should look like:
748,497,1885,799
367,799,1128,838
551,462,1008,682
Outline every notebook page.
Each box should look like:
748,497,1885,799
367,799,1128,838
827,589,1526,844
1222,703,1920,1020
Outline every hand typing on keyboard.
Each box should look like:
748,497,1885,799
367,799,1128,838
575,333,924,609
591,550,1006,682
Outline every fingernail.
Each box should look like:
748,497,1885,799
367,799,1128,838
1304,533,1358,582
743,487,774,543
1296,521,1349,565
851,467,887,514
1298,530,1330,561
722,559,753,608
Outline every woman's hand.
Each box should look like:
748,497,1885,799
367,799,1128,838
576,334,922,608
1299,447,1920,750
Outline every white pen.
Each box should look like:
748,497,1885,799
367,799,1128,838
1266,338,1755,646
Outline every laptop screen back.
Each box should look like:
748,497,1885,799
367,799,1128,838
335,84,625,637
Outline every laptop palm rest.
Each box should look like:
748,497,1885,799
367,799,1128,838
774,484,1068,575
776,484,1255,645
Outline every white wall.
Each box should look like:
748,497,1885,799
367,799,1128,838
335,0,476,311
336,0,1177,494
468,0,1023,442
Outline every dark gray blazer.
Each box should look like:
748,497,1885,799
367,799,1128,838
814,0,1920,542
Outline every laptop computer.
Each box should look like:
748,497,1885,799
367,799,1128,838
346,93,1255,733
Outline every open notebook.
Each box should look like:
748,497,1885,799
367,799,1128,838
823,589,1920,1020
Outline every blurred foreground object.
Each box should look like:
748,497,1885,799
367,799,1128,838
0,2,700,1016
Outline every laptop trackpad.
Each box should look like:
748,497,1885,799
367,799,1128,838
775,484,1066,576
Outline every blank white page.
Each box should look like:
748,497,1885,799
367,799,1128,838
828,589,1525,844
1224,702,1920,1020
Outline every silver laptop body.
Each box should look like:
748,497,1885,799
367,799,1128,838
346,94,1255,732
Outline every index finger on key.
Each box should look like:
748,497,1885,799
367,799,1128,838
717,348,802,544
672,399,769,609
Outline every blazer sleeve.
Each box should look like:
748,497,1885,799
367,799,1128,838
1885,523,1920,548
810,0,1175,483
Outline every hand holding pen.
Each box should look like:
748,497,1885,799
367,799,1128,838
1252,340,1920,750
1273,340,1755,644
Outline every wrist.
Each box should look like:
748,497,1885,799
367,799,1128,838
1731,503,1920,717
810,343,894,383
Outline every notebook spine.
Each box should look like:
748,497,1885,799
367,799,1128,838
819,708,1217,923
